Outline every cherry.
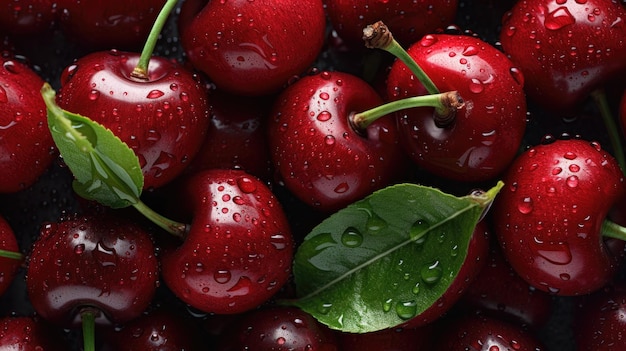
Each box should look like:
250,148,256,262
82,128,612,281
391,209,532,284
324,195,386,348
180,0,326,96
55,50,210,190
324,0,458,50
459,236,553,329
492,138,626,295
267,70,407,212
499,0,626,114
0,0,56,37
0,214,22,296
0,315,67,350
56,0,167,51
0,57,56,193
25,213,159,350
215,306,339,350
185,90,273,181
573,283,626,350
159,169,294,315
100,305,203,350
383,31,528,182
431,313,546,350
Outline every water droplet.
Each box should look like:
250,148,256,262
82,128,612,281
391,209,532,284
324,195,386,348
319,92,329,100
560,273,571,280
366,214,387,234
462,45,479,56
270,233,289,250
564,151,577,160
146,89,165,99
421,261,442,284
214,269,231,284
509,67,525,86
469,78,484,93
237,177,256,193
395,300,417,320
341,227,363,247
317,111,331,121
518,197,534,214
383,298,393,312
410,219,429,240
333,182,349,194
74,244,85,254
88,89,100,101
419,34,438,47
566,175,579,188
324,135,336,145
569,164,580,172
532,238,573,264
92,241,117,267
412,282,420,294
544,7,576,30
318,302,332,314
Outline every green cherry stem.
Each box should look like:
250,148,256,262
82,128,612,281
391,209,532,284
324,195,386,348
602,219,626,241
0,249,23,261
591,88,626,174
350,90,465,131
363,21,439,95
81,309,96,351
133,200,187,239
131,0,179,79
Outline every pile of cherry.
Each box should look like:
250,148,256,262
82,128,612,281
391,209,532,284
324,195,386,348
1,0,625,349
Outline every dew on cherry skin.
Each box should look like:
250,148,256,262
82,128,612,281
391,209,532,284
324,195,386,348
419,34,438,47
316,110,331,122
88,89,100,101
509,67,525,86
462,45,479,56
566,175,579,188
237,177,257,193
324,134,336,146
518,197,534,214
318,91,329,100
214,269,232,284
469,79,484,93
544,6,576,30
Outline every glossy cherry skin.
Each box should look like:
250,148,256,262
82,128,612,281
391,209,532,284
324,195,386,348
0,316,67,350
56,0,166,51
26,213,159,327
186,90,273,181
493,138,625,296
1,59,56,193
459,237,553,329
574,284,626,350
180,0,326,96
386,34,527,182
620,90,626,136
401,219,490,328
160,169,294,314
216,306,339,350
101,306,203,351
499,0,626,114
432,313,545,350
0,0,56,37
0,215,21,296
268,70,406,213
324,0,458,49
56,50,211,190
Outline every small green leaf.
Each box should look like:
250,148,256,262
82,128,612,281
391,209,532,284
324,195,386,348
41,83,143,208
290,181,503,333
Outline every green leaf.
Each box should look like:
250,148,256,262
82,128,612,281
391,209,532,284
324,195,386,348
41,83,143,208
290,181,503,333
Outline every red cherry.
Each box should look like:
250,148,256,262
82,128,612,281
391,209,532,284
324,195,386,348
56,0,167,51
180,0,326,96
324,0,458,49
0,215,21,296
215,306,339,350
0,58,56,193
26,213,159,327
268,70,406,212
160,169,294,314
493,138,625,295
499,0,626,114
0,316,67,350
56,50,211,190
0,0,56,37
336,325,433,351
574,283,626,350
386,33,527,182
432,313,546,350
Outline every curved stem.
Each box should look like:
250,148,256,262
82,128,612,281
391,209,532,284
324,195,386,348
363,21,439,95
602,219,626,241
350,91,465,131
132,200,188,239
0,249,23,260
81,309,96,351
591,88,626,174
131,0,180,79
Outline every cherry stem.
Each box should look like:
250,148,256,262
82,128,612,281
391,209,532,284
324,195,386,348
350,90,465,131
363,21,439,95
591,88,626,174
132,200,188,239
81,309,96,351
131,0,179,79
602,219,626,242
0,249,23,261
